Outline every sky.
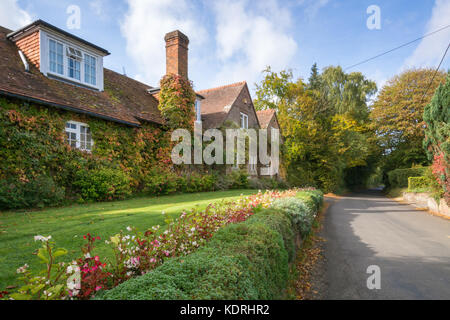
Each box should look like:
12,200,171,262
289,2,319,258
1,0,449,93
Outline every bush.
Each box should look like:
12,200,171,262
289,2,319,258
95,191,323,300
387,167,429,188
212,170,249,191
0,175,65,210
248,177,290,190
271,197,315,237
95,209,290,300
408,177,432,192
73,167,132,201
143,170,182,195
143,172,217,195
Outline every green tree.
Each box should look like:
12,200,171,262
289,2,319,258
423,71,450,203
371,68,446,169
255,66,377,192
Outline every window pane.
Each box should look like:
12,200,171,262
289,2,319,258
84,54,96,85
66,123,70,128
68,58,81,80
49,40,64,75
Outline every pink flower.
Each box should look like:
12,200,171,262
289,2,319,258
95,286,102,291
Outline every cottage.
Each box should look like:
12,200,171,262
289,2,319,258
0,20,280,180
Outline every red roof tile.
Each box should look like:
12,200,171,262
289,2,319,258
0,26,163,126
197,81,246,129
256,109,276,129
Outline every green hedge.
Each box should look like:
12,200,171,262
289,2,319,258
95,190,323,300
408,176,432,192
387,167,429,188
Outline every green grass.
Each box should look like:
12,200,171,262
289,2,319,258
0,190,257,289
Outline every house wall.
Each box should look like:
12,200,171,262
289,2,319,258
15,31,40,69
0,96,168,191
225,87,259,129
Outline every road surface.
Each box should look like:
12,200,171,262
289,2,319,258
321,190,450,299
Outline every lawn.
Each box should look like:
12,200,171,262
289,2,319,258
0,189,257,289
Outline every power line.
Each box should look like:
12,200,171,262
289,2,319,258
344,24,450,71
419,41,450,105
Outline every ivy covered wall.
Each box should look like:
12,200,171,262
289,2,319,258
0,96,172,208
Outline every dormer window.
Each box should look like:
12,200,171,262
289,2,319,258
48,38,98,87
46,37,101,90
7,20,110,91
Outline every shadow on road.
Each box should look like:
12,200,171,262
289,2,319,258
320,190,450,300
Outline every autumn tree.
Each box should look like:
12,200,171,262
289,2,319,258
370,68,446,169
255,65,378,191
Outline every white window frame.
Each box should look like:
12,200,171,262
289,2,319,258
65,120,94,152
46,36,99,90
240,112,248,129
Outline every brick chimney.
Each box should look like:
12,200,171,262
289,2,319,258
164,30,189,79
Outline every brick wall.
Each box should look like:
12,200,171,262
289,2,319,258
225,87,259,129
15,31,40,69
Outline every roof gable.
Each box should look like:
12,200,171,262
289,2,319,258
256,109,276,129
197,81,247,129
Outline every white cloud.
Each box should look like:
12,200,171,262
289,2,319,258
402,0,450,70
121,0,206,86
211,0,298,89
0,0,32,30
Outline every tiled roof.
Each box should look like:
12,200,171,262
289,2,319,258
197,81,246,129
256,109,276,129
0,26,163,126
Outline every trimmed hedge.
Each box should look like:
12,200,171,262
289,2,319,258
387,167,429,188
95,190,323,300
408,176,432,192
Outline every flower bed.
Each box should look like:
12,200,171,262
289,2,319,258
95,190,323,300
2,189,301,300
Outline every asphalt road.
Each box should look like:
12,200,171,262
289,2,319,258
321,190,450,300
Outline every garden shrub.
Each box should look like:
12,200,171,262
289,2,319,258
249,177,290,190
387,167,429,188
408,176,432,192
73,167,132,201
0,174,65,210
95,190,323,300
96,208,290,300
143,170,182,195
271,197,315,237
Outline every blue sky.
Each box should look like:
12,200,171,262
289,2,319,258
1,0,449,93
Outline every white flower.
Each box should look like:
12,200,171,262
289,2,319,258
34,235,51,242
161,211,166,215
126,226,132,232
16,264,29,274
84,252,91,259
190,227,196,232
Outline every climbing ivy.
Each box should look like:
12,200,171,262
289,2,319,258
0,97,172,208
158,74,196,130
